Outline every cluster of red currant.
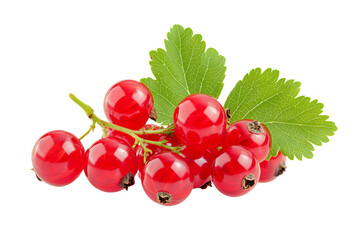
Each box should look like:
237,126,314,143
32,80,287,206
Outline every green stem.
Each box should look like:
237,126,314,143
132,127,173,135
69,93,93,117
79,120,96,140
143,139,182,153
91,114,108,137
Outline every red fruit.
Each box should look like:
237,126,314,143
135,143,168,180
180,146,219,189
164,132,181,147
105,127,135,146
31,130,85,187
85,137,137,192
259,151,287,183
212,145,260,197
142,152,193,206
224,120,271,163
136,132,181,180
104,80,154,130
173,94,226,151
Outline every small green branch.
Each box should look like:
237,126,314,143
69,93,93,117
139,141,153,164
79,120,96,140
132,125,174,135
143,139,182,154
91,115,107,137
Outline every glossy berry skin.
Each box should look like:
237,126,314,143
104,80,154,130
259,151,287,183
180,146,218,189
135,143,167,180
105,128,135,146
136,133,181,180
31,130,85,187
164,132,181,147
142,152,193,206
85,137,137,192
212,145,260,197
224,119,271,163
173,94,226,151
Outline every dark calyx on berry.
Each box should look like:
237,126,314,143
149,108,158,121
35,174,42,182
200,181,212,190
225,108,231,124
119,172,135,191
31,168,42,182
242,173,256,190
156,192,173,204
275,162,287,177
247,120,264,134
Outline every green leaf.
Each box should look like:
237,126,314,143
141,24,226,124
224,68,337,160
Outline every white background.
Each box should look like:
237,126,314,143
0,1,359,239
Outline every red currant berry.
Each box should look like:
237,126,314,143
31,130,85,187
142,152,193,206
164,132,181,147
105,127,135,146
259,151,287,183
136,132,181,180
173,94,226,151
180,146,218,189
224,120,271,163
135,143,168,180
85,137,137,192
212,145,260,197
104,80,154,130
